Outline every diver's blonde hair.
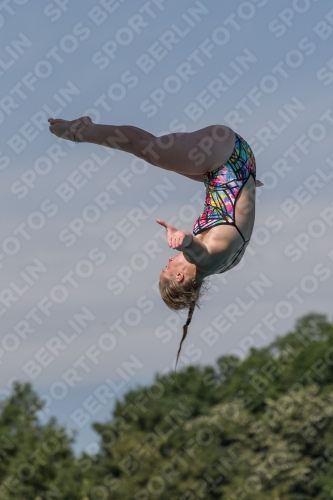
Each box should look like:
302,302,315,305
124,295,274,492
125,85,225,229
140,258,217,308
159,273,209,372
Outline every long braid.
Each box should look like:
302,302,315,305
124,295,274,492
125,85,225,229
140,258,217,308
175,302,195,375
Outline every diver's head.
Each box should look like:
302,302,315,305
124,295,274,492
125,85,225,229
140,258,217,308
159,254,208,372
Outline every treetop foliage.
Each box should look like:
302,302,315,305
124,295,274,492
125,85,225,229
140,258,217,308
2,312,333,499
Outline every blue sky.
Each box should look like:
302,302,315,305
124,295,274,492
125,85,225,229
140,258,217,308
1,0,333,454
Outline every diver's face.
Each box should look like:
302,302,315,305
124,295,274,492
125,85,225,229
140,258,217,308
160,253,197,283
160,253,187,282
162,252,182,276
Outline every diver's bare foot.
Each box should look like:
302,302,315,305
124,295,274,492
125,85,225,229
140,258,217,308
48,116,93,142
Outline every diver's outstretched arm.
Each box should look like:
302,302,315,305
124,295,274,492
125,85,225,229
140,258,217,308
156,219,213,269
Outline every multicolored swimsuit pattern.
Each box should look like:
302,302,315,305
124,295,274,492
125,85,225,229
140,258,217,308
192,133,256,274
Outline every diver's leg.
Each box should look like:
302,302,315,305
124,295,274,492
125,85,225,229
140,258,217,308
48,117,235,176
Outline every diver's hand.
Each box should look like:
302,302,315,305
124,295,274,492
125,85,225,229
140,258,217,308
156,219,192,250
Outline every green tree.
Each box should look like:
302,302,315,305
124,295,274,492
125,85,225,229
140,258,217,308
3,312,333,499
0,382,83,500
87,312,333,499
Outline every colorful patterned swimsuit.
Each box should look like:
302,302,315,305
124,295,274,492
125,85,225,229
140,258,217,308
193,133,256,274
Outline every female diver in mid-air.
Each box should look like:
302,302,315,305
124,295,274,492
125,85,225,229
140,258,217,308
48,116,263,371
